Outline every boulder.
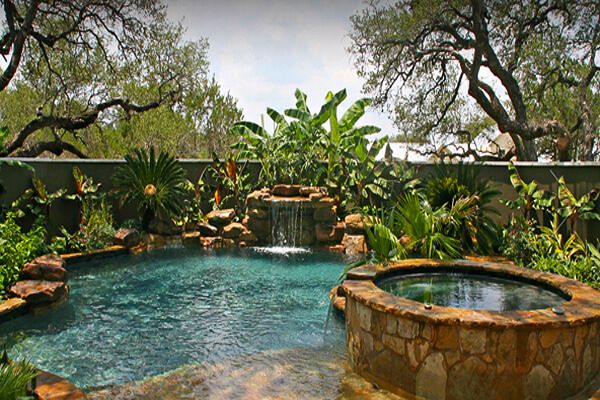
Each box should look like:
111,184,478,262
22,255,67,282
9,280,68,305
247,217,270,239
247,207,268,219
206,209,236,226
222,222,245,238
246,190,271,208
341,234,368,255
299,186,324,197
297,227,316,246
148,218,182,236
34,371,86,400
198,222,218,237
327,244,346,253
114,228,141,248
181,231,201,245
239,230,259,243
313,206,337,223
272,184,301,197
312,197,335,208
329,285,346,313
315,222,345,243
344,213,365,234
222,238,236,248
200,236,222,248
0,298,27,318
309,192,324,201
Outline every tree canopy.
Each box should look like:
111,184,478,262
349,0,599,161
0,0,242,158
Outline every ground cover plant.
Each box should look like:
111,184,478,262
0,352,37,400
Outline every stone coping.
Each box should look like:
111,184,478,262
342,258,600,329
35,370,86,400
61,245,128,265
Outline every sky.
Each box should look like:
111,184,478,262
166,0,397,136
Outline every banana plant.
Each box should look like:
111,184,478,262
503,162,555,221
229,88,383,191
555,176,600,235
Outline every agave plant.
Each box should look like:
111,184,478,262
112,148,188,230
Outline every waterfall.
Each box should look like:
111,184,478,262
270,200,303,247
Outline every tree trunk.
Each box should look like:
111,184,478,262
510,134,538,161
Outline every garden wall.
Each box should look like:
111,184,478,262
1,158,599,240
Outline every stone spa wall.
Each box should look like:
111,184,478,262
342,259,600,400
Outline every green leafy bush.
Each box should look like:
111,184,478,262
426,163,500,253
534,255,599,290
112,147,188,230
393,194,462,259
0,213,46,297
0,353,37,400
60,196,115,253
501,164,600,288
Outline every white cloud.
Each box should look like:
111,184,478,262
166,0,396,136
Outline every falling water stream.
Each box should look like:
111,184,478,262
269,200,304,248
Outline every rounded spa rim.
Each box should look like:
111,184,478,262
341,258,600,329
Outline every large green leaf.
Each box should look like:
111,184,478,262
284,108,311,122
339,98,372,132
294,89,310,113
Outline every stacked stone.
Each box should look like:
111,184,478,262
190,208,258,248
243,185,349,248
8,254,69,306
342,261,600,400
244,188,272,243
341,213,368,254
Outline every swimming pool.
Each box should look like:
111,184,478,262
0,247,350,393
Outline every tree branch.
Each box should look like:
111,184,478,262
0,94,175,157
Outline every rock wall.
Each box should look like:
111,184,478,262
342,261,600,400
244,185,350,248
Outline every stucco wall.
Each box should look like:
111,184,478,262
0,158,598,239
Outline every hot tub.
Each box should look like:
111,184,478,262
341,259,600,400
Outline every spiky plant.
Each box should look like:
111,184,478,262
0,353,37,400
113,148,188,231
426,162,500,253
393,194,462,259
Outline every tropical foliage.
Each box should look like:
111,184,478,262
0,353,37,400
501,164,600,288
230,88,417,214
0,213,46,297
112,148,188,230
425,163,500,253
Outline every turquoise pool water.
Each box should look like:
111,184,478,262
0,247,347,390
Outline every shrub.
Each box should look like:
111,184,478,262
60,196,116,253
112,147,188,230
393,194,462,259
0,213,46,297
426,163,500,253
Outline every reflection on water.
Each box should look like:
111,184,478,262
378,271,568,311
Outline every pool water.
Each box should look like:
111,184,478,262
377,271,568,311
0,247,349,390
